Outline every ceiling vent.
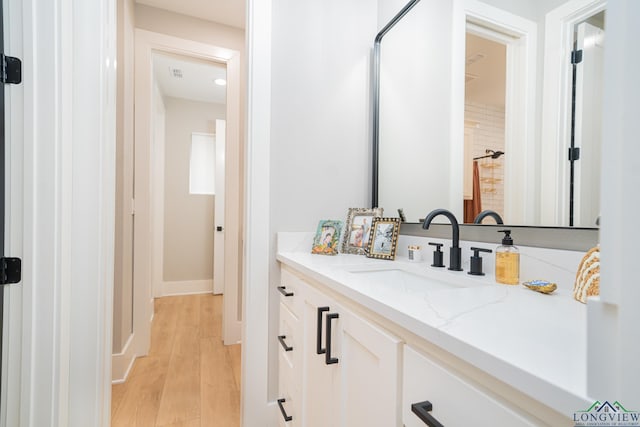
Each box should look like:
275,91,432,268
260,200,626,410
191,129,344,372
466,52,486,66
170,67,183,78
465,73,478,84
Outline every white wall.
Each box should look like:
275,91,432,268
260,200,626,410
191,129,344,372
113,0,135,354
378,0,458,222
163,97,225,283
268,0,379,399
465,102,506,218
588,0,640,408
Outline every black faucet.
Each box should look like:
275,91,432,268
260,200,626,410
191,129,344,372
422,209,462,271
473,210,504,224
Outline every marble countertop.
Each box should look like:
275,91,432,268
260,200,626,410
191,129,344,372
277,236,592,418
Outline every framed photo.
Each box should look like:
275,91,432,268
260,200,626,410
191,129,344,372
341,207,383,255
311,220,343,256
366,218,401,260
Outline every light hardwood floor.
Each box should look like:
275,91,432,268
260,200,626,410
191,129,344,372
112,294,241,427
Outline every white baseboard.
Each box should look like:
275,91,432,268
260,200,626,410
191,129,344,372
162,279,213,296
112,334,136,384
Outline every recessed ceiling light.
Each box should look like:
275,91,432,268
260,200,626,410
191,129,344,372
214,78,227,86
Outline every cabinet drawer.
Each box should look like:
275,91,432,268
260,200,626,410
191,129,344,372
279,269,304,318
277,373,300,427
279,302,302,376
403,346,540,427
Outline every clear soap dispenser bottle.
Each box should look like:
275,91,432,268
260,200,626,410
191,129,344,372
495,230,520,285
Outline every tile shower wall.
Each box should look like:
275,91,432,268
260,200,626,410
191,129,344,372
465,101,505,219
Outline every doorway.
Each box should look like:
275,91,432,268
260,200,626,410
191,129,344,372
463,32,507,224
149,51,227,299
128,30,243,368
456,7,537,225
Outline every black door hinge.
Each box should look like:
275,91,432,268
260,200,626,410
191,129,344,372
571,49,583,65
568,147,581,161
1,53,22,84
0,257,21,285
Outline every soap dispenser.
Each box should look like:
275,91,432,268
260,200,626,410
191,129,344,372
495,230,520,285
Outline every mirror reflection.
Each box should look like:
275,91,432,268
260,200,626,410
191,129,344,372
374,0,605,228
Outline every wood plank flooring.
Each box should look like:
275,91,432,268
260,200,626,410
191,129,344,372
112,294,241,427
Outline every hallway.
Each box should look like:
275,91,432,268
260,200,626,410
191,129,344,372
111,294,241,426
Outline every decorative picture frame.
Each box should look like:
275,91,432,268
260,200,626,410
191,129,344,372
366,217,401,260
341,207,384,255
311,220,343,256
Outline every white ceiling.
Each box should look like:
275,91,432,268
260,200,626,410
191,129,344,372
136,0,245,29
465,33,506,107
153,53,227,104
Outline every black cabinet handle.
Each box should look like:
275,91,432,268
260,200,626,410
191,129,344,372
278,286,293,297
325,312,339,365
277,398,293,422
316,307,329,354
411,401,444,427
277,335,293,352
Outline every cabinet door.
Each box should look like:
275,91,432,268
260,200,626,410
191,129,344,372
403,346,540,427
339,309,402,427
301,285,341,427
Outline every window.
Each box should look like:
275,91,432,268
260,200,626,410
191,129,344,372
189,133,215,195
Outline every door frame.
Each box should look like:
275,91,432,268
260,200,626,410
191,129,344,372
6,0,116,424
133,29,242,357
539,0,606,226
454,0,537,225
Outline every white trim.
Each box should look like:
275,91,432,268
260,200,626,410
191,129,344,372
134,29,243,356
161,280,214,296
150,81,166,299
456,0,537,225
243,0,275,425
587,0,640,406
539,0,606,226
2,0,25,424
111,335,136,384
221,52,242,345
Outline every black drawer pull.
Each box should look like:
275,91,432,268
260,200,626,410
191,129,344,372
278,286,293,297
316,306,329,354
325,312,339,365
278,335,293,352
277,398,293,422
411,401,444,427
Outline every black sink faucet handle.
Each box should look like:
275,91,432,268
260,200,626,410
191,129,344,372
468,247,492,276
428,242,444,268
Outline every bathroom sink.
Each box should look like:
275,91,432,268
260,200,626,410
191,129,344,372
347,268,469,293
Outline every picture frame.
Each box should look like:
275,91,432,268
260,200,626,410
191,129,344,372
341,207,384,255
366,217,401,260
311,220,343,256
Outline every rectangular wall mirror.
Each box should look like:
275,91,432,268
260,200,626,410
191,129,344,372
373,0,605,229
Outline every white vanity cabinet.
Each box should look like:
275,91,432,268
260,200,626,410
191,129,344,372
279,267,403,427
277,270,304,426
278,263,566,427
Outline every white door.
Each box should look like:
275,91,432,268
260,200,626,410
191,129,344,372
574,22,604,227
2,0,24,423
213,119,226,295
